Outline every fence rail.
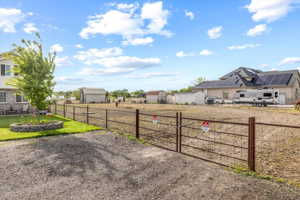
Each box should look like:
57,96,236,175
49,103,300,174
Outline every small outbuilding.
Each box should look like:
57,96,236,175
146,91,167,104
174,91,206,104
80,87,106,103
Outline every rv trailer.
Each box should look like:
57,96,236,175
233,89,279,106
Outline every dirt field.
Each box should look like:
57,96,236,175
52,103,300,185
0,131,299,200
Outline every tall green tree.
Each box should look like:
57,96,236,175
4,33,56,111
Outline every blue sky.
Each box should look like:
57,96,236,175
1,0,300,91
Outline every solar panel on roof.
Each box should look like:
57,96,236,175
258,73,292,85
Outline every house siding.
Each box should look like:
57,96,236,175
0,89,31,112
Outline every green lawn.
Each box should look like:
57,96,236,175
0,115,101,141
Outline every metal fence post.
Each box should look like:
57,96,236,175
136,109,140,139
105,109,108,129
73,106,75,120
86,105,89,124
63,104,66,117
248,117,256,172
176,112,179,152
179,112,182,153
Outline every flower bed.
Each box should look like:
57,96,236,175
10,121,64,132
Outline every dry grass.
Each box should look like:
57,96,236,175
52,103,300,184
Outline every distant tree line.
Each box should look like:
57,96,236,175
54,77,206,99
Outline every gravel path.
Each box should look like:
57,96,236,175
0,132,299,200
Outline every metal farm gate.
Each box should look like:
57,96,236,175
50,104,256,171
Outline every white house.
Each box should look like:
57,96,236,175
146,91,167,103
80,87,106,103
0,55,30,114
174,91,206,104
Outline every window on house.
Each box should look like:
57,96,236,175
223,92,229,99
240,94,245,97
5,65,11,76
1,64,5,76
0,92,6,103
16,94,27,103
0,64,11,76
263,93,272,97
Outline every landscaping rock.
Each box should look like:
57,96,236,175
10,121,63,132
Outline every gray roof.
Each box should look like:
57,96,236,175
80,87,106,95
195,68,299,89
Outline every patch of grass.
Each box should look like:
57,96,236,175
109,129,147,144
232,165,300,188
0,115,101,142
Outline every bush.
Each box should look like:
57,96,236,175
295,100,300,111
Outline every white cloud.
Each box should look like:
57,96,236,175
74,47,123,64
141,1,171,37
80,1,171,45
228,43,261,50
176,51,194,58
23,23,39,34
50,44,64,53
128,72,178,79
55,76,91,84
122,37,154,46
207,26,223,39
260,64,269,68
279,57,300,65
247,24,267,37
75,44,83,49
0,8,24,33
245,0,300,23
114,3,139,14
55,56,72,67
94,56,160,68
80,10,143,39
199,49,213,56
185,10,195,20
78,56,161,75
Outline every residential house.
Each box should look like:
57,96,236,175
193,67,300,104
0,55,30,114
80,87,106,103
146,91,167,103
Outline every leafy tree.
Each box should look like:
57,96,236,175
110,89,131,98
193,77,206,86
131,90,145,97
179,86,193,93
4,33,56,111
71,90,80,100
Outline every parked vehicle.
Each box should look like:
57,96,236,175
233,89,279,106
205,97,224,104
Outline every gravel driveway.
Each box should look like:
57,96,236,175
0,131,299,200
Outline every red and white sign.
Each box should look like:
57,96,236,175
201,121,210,132
152,115,159,124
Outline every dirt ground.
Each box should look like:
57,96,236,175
0,131,299,200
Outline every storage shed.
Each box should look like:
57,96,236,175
146,91,167,103
174,91,206,104
80,87,106,103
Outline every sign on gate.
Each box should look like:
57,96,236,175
201,121,210,132
152,115,159,124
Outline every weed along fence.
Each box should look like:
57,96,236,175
50,104,300,183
